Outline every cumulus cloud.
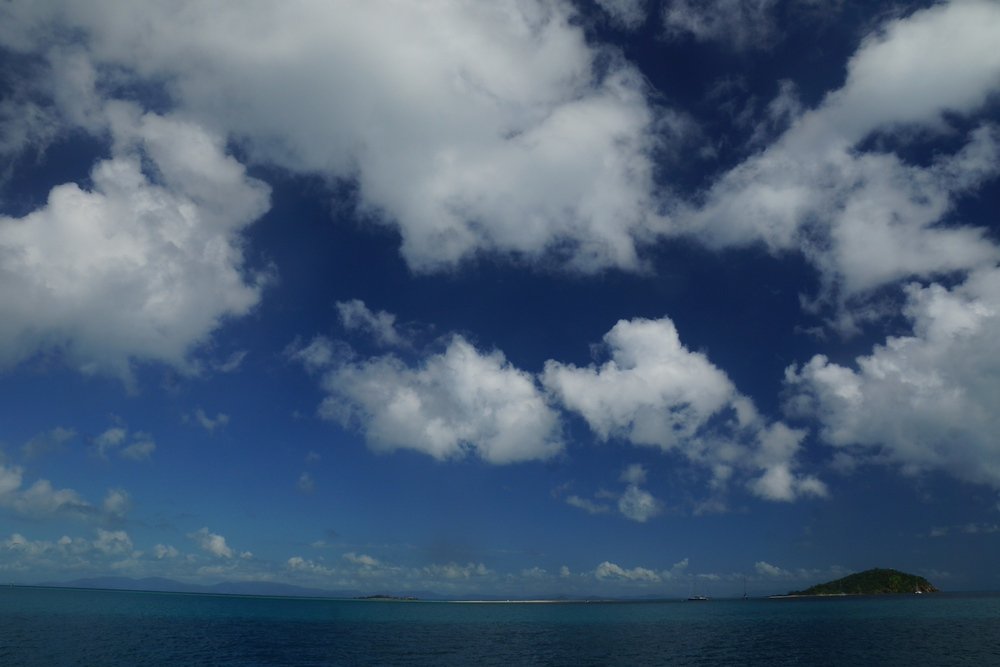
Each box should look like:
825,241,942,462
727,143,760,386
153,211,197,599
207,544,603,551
3,529,135,566
0,464,126,521
596,0,648,30
94,427,127,458
785,266,1000,489
543,317,824,501
189,527,234,559
287,556,334,576
285,553,493,589
683,0,1000,317
21,427,75,459
306,335,563,464
152,544,179,560
93,528,133,556
297,472,315,495
336,299,407,348
663,0,778,51
754,560,790,577
192,409,230,433
5,477,89,517
120,439,156,461
0,99,270,380
101,488,131,520
93,425,155,461
214,350,248,374
565,494,612,515
619,463,648,485
286,336,343,374
343,552,381,568
423,562,493,580
594,560,661,582
0,0,667,274
618,483,662,522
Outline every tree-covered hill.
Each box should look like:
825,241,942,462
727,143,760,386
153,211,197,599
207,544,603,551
789,568,938,596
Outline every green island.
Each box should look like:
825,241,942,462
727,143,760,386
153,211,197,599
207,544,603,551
784,568,938,597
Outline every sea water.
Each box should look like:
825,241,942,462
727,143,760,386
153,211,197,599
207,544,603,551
1,586,998,665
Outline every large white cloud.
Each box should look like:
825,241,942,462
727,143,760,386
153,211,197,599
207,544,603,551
301,335,563,464
594,560,661,582
0,464,128,522
785,266,1000,489
1,0,666,274
0,101,269,379
543,317,825,501
684,0,1000,313
188,527,251,560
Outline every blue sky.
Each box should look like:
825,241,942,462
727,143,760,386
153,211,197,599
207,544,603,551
1,0,999,597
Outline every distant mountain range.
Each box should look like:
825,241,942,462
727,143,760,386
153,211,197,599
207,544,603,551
35,576,365,599
32,577,671,602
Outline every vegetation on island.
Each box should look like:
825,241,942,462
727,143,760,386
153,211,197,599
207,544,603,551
788,568,938,596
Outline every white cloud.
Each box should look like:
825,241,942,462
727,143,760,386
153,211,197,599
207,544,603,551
313,335,563,464
153,544,179,560
193,409,230,433
543,317,736,446
120,439,155,461
287,556,334,575
343,552,381,568
94,427,127,458
214,350,248,373
619,463,648,485
336,299,407,348
663,0,778,51
543,317,823,501
286,336,348,375
1,0,667,275
93,529,133,556
422,562,492,580
21,427,75,459
683,0,1000,315
0,464,125,521
596,0,648,30
297,472,315,495
785,266,1000,489
189,527,234,559
566,495,611,515
101,488,131,519
594,560,661,582
0,99,270,380
618,484,662,522
754,561,790,577
93,424,155,461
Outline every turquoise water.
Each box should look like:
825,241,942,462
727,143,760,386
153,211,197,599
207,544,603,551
2,587,999,665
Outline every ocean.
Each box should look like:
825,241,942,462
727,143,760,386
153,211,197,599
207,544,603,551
2,586,998,665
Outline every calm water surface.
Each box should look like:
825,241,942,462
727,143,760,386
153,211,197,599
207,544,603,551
1,586,998,665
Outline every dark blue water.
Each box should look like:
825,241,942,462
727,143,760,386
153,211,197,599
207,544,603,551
2,587,998,666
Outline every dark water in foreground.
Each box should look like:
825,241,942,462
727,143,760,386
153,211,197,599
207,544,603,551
2,587,999,666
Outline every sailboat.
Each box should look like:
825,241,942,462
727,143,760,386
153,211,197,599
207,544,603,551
687,579,708,601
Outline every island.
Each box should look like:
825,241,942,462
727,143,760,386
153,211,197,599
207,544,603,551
778,568,938,597
354,594,419,601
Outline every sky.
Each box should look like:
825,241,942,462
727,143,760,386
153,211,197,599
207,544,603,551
1,0,999,598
